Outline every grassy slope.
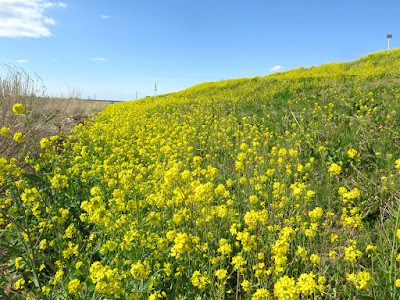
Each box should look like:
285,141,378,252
2,49,400,299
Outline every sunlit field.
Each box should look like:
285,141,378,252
2,49,400,299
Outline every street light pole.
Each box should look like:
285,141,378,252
387,34,392,51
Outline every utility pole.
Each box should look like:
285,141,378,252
154,82,157,100
387,34,392,51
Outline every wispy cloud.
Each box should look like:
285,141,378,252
0,1,67,38
42,2,66,8
269,65,283,72
89,58,105,61
16,59,28,64
100,15,110,19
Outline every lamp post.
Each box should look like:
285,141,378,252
387,34,392,51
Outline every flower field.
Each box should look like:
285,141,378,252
2,49,400,299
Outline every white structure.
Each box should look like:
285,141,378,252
387,34,392,50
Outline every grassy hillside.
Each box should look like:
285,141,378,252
2,49,400,299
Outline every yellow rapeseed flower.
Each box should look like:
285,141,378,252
241,279,251,292
15,278,25,290
0,127,10,136
214,269,227,280
347,149,357,158
13,132,25,143
328,163,341,176
274,275,299,300
12,103,26,115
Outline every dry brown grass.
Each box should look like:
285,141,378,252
0,65,107,161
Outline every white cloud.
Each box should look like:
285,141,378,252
43,16,55,25
100,15,110,19
0,0,66,38
269,65,283,72
42,2,66,8
89,58,105,61
16,59,28,63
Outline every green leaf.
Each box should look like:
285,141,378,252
20,173,43,183
0,288,10,300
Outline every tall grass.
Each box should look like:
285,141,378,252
0,65,106,161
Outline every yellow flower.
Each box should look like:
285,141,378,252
241,280,251,291
12,103,26,115
55,269,64,281
347,149,357,158
239,176,247,184
214,269,227,280
308,207,323,222
296,272,318,296
15,257,24,269
68,279,81,294
40,138,52,149
163,263,172,277
328,163,341,176
0,127,10,136
42,285,51,295
366,244,377,254
346,270,371,290
306,190,315,198
15,278,25,290
344,241,362,263
295,246,308,260
396,159,400,170
310,254,320,266
231,254,247,271
356,270,371,289
338,186,347,195
330,234,338,243
39,239,47,250
249,195,259,205
13,132,25,143
328,251,336,258
240,143,248,151
193,156,203,166
49,174,69,189
75,261,83,270
191,270,209,289
396,279,400,288
217,238,232,255
130,260,150,280
266,168,275,176
274,275,299,300
251,288,270,300
149,293,158,300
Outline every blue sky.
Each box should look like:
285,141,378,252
1,0,399,101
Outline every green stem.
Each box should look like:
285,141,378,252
390,199,400,300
